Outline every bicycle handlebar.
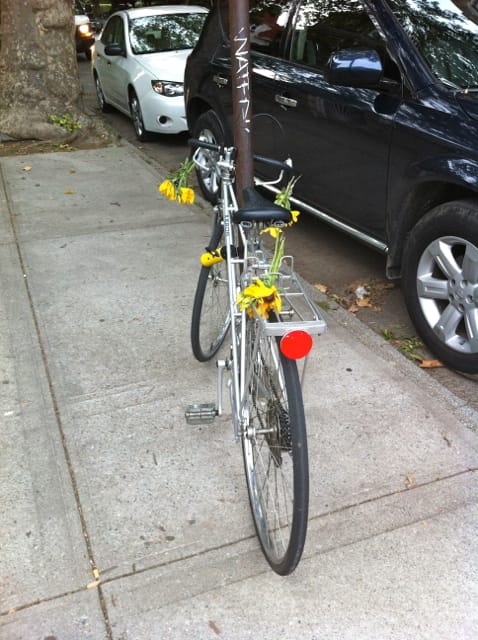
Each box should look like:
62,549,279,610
254,154,293,176
188,138,293,176
188,137,224,153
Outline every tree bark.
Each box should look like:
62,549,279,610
0,0,84,141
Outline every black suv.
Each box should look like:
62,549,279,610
185,0,478,374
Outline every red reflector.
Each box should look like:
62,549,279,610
280,330,313,360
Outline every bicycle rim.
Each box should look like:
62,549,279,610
242,316,309,575
191,222,230,361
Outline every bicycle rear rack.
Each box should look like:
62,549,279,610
247,254,327,337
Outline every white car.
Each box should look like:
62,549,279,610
91,5,208,139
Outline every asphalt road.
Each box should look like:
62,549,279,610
78,57,477,411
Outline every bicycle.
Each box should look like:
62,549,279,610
185,140,327,575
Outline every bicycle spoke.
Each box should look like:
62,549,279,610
191,220,230,361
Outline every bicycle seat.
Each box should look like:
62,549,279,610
233,187,292,224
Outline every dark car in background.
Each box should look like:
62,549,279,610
74,0,96,59
184,0,478,374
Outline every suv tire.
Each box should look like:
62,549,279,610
402,200,478,374
191,110,228,203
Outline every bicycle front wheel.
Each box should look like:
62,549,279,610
242,315,309,575
191,221,230,362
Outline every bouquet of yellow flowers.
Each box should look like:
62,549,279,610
237,177,300,319
158,158,196,205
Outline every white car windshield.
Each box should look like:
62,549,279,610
129,13,207,54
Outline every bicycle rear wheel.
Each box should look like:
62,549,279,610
191,221,230,362
242,315,309,575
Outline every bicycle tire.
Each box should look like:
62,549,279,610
242,314,309,575
191,221,231,362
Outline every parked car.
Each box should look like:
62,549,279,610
74,0,95,59
92,5,208,139
185,0,478,374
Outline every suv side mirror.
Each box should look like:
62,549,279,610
325,49,383,87
104,43,126,57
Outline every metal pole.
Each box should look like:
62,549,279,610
228,0,254,205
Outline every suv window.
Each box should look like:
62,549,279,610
291,1,382,66
387,0,478,89
218,0,294,54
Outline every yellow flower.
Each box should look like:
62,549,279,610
260,226,283,239
158,158,197,205
290,210,300,223
244,279,274,299
159,179,176,201
237,278,282,319
178,187,195,205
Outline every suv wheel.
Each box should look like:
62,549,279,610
191,110,228,203
402,200,478,374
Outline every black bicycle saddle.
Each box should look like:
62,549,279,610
233,187,292,224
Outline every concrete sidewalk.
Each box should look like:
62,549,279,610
0,143,476,640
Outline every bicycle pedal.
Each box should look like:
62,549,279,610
185,403,217,425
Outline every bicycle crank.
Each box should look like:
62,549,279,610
184,360,228,425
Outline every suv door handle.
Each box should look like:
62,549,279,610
213,74,229,87
275,94,298,108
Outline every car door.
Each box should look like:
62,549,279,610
253,0,400,241
95,15,130,111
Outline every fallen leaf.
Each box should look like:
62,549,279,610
406,473,416,489
347,303,359,314
419,359,444,368
64,189,76,195
69,168,76,174
208,620,221,635
314,283,328,294
356,297,372,308
23,165,32,172
86,579,101,589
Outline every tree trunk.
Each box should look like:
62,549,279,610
0,0,84,141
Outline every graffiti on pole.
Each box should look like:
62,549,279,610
232,26,251,134
229,0,254,196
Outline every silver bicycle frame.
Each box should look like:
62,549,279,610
189,145,326,435
215,149,246,440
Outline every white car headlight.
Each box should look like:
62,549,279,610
151,81,184,97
